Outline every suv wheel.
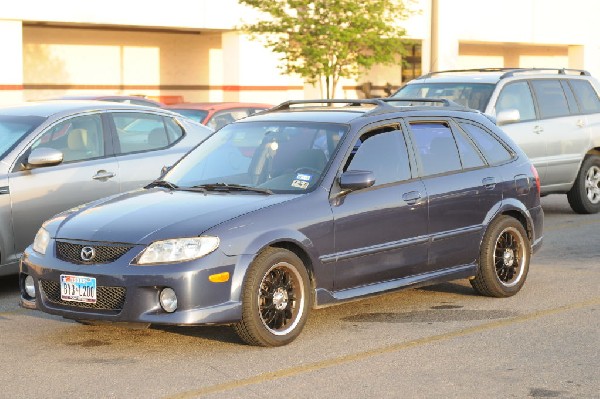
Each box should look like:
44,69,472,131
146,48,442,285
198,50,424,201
567,155,600,214
471,216,530,298
234,247,310,346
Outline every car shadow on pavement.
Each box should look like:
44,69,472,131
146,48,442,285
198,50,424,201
153,324,243,345
416,280,478,296
0,275,19,295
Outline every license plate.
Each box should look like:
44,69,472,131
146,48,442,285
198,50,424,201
60,274,97,303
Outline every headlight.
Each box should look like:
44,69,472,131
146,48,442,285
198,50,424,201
134,236,220,265
32,228,50,255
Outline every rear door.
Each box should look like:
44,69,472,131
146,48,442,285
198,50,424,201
107,111,190,192
406,119,505,272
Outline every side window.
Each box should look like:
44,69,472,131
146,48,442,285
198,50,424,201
570,79,600,113
453,127,486,169
165,117,184,143
495,82,536,121
112,113,169,154
31,114,104,162
409,122,462,176
345,127,411,186
531,79,570,119
460,122,513,165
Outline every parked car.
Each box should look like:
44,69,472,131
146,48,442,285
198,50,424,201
166,102,272,130
0,101,212,276
20,99,543,346
392,68,600,214
52,95,165,108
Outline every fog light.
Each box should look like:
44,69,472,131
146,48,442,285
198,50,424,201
159,288,177,313
24,275,36,298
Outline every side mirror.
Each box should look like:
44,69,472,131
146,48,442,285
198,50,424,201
339,170,375,191
27,147,64,167
496,109,521,125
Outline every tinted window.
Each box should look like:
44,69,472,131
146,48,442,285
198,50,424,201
570,79,600,113
346,128,411,186
394,83,494,112
453,128,485,169
531,80,570,119
459,122,513,165
169,109,209,124
113,113,170,154
410,122,461,176
31,114,104,162
496,82,536,121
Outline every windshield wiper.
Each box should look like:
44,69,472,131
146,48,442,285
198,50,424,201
191,183,272,195
145,180,179,190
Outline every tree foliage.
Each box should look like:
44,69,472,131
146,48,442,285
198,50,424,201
240,0,414,98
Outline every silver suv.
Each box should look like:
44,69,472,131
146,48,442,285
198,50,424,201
393,68,600,214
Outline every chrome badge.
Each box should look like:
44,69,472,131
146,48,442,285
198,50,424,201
80,246,96,262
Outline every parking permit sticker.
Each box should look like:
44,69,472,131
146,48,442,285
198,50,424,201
296,173,312,181
291,180,310,189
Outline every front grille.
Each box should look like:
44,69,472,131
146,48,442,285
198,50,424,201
40,280,126,311
56,241,133,264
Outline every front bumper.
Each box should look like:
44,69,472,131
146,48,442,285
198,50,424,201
19,244,246,325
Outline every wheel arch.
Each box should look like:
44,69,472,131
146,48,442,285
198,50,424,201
267,241,317,306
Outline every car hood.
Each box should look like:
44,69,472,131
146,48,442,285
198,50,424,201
52,188,298,244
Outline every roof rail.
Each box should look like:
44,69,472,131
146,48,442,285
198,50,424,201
268,99,382,112
499,68,590,78
419,68,516,79
377,97,461,107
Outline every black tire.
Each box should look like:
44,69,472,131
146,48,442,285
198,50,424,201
567,155,600,214
471,216,531,298
233,247,310,346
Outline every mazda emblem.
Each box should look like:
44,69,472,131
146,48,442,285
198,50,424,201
80,246,96,262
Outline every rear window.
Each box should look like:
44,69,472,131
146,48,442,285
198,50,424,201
394,83,495,112
569,80,600,113
459,122,513,165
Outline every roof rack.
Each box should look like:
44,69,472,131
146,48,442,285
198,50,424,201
268,99,381,112
499,68,590,78
418,67,591,80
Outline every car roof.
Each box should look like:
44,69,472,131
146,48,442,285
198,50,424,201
166,102,272,111
0,100,169,118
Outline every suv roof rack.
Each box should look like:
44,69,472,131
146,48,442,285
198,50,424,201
498,68,590,78
419,67,590,80
269,98,462,113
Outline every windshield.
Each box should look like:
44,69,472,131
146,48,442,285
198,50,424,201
394,82,495,112
164,121,349,193
0,115,46,159
169,109,209,124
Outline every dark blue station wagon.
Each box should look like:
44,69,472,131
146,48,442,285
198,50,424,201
20,99,544,346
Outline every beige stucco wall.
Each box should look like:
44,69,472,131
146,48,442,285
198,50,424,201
2,0,600,105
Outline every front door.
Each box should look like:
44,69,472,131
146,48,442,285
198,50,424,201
331,124,428,290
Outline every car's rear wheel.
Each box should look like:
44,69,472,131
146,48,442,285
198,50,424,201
567,155,600,214
234,247,310,346
471,216,531,298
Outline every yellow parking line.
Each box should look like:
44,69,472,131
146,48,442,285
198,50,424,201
164,297,600,399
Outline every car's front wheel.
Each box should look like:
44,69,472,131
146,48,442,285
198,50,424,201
234,247,310,346
471,216,531,298
567,155,600,214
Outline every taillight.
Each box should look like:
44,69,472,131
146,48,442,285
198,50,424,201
531,165,540,195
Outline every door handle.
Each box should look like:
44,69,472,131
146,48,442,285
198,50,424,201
482,177,496,190
402,191,423,205
92,170,116,181
533,125,543,134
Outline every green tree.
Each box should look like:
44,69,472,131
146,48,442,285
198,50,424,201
240,0,414,98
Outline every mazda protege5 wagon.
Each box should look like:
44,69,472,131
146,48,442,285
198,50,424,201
20,99,544,346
